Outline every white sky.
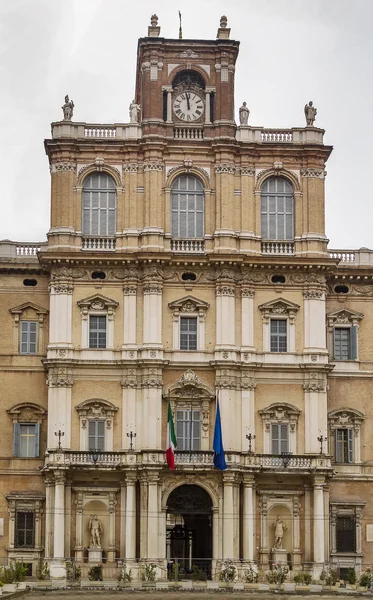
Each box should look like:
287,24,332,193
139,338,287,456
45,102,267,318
1,0,372,248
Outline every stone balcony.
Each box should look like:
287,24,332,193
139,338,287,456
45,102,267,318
329,248,373,266
0,240,47,262
44,449,332,474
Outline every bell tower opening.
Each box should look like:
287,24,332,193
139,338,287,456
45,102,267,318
166,484,212,579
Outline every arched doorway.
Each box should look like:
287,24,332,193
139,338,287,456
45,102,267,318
166,485,212,578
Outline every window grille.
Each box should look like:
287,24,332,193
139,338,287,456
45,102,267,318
82,173,116,236
171,175,204,239
261,177,294,240
336,516,356,552
15,512,35,548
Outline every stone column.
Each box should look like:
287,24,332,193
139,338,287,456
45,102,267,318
122,282,137,354
142,279,163,353
53,472,66,558
313,477,325,565
216,283,236,351
65,480,71,559
304,486,311,562
241,287,255,350
243,475,255,562
147,473,159,559
74,491,84,562
303,290,326,354
162,86,173,122
47,372,73,449
292,495,302,568
48,281,73,350
120,482,126,557
140,475,148,560
44,478,54,558
107,492,117,562
304,378,328,454
223,472,235,559
125,475,137,561
212,507,219,567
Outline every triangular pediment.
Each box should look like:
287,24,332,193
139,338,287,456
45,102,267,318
9,301,48,316
77,293,118,310
168,295,210,312
326,308,363,321
258,297,300,314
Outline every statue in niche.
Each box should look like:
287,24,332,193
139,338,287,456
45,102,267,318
304,100,317,126
272,515,287,549
129,99,141,123
89,514,103,547
239,101,250,125
62,95,74,120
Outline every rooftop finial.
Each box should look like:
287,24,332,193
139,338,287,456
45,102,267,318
217,15,230,39
179,11,182,39
148,14,160,37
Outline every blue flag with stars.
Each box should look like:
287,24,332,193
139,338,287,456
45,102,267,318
213,394,227,470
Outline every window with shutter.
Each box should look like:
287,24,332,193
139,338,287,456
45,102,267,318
176,410,201,450
180,317,198,350
270,319,287,352
88,420,105,451
261,177,294,240
17,423,39,457
335,428,353,463
15,511,35,548
171,175,204,239
334,328,350,360
20,321,38,354
82,173,116,236
271,424,289,454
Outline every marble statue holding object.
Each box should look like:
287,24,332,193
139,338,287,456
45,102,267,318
304,101,317,127
129,99,141,124
62,95,74,121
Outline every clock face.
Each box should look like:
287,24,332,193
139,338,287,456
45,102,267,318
173,91,204,122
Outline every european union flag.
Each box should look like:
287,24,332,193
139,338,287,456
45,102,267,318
213,395,227,470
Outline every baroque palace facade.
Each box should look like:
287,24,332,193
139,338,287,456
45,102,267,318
1,14,372,581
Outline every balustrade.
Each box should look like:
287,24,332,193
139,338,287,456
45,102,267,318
170,239,205,253
174,127,204,140
84,127,116,138
81,236,116,250
261,240,294,255
261,129,293,143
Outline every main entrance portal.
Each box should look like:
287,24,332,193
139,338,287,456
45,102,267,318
166,485,212,578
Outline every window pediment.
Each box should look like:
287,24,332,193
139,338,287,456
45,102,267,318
328,408,364,432
168,295,209,313
76,398,118,419
9,302,49,323
327,309,363,327
259,402,300,431
169,369,214,400
258,298,300,323
77,294,119,315
7,402,47,424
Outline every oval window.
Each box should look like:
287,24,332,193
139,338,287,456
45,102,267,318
91,271,106,280
23,279,38,287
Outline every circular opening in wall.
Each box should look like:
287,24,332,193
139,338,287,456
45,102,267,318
334,284,349,294
91,271,106,280
23,279,37,287
181,272,197,281
271,275,286,284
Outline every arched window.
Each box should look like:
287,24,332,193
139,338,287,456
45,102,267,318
82,173,116,236
171,175,204,238
261,177,294,240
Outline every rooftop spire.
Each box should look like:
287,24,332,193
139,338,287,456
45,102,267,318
178,11,182,39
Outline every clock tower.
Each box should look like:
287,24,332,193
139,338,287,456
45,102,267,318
135,14,239,139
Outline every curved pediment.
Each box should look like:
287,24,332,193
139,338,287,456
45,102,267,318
76,398,118,418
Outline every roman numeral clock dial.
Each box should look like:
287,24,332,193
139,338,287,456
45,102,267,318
173,91,204,122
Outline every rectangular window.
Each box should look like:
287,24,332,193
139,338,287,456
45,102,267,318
336,429,353,463
15,511,35,548
13,423,40,458
180,317,197,350
176,410,201,451
270,319,287,352
336,516,356,552
88,420,105,451
89,315,107,349
334,327,357,360
271,423,289,454
20,321,38,354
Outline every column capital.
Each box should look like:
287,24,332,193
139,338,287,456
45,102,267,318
313,475,325,488
125,473,138,485
243,474,255,486
223,472,236,484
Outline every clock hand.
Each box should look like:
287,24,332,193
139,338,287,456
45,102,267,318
186,92,190,110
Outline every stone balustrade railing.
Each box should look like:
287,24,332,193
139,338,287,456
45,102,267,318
170,239,205,253
44,449,331,471
236,126,325,144
329,248,373,266
174,127,204,140
261,241,294,255
0,240,47,260
51,121,142,140
81,236,116,251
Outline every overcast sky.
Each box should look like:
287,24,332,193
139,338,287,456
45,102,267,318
1,0,372,248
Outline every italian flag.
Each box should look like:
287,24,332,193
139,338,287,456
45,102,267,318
166,396,177,469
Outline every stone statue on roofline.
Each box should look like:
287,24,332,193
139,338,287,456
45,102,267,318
304,100,317,127
239,101,250,125
62,95,74,121
129,99,141,123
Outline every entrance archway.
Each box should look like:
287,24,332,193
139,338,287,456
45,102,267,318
166,484,212,578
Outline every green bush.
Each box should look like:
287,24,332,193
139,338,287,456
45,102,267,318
36,560,50,581
219,559,236,582
244,565,258,583
0,562,28,584
265,565,289,584
320,567,338,586
66,561,81,582
117,564,132,583
190,565,207,581
346,567,356,585
140,563,157,581
359,569,372,588
88,564,103,581
293,571,312,585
